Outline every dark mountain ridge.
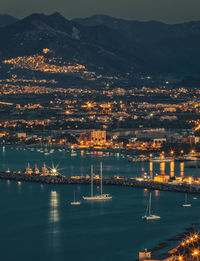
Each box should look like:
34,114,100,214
1,12,200,75
0,14,18,27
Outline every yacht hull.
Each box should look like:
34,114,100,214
83,195,112,201
71,201,81,205
142,215,160,220
182,204,191,207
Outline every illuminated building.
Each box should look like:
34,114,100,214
0,132,7,137
152,138,167,148
90,130,106,146
139,249,151,260
139,249,175,260
16,132,26,138
154,174,170,183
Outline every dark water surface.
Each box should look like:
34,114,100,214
0,147,200,261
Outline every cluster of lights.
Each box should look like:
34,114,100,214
175,234,200,260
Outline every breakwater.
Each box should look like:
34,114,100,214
1,171,200,195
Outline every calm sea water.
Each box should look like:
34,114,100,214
0,147,200,261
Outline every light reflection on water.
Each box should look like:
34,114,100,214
49,191,59,223
0,175,200,261
48,190,61,258
0,147,197,180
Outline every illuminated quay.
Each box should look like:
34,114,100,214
1,163,200,195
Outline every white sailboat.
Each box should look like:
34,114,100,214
142,192,160,220
182,194,191,207
71,190,81,205
83,163,112,201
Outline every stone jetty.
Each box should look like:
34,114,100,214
1,171,200,195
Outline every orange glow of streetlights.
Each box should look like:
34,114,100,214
87,102,92,108
192,249,199,257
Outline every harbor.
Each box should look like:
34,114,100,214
1,169,200,195
1,177,200,261
1,147,200,261
1,146,200,195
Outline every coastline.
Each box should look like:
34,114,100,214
135,227,199,261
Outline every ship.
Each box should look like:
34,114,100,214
83,163,112,201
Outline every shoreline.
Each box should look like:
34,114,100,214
135,227,199,261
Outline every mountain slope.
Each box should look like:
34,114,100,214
74,15,200,75
1,13,200,75
0,13,143,72
0,14,18,27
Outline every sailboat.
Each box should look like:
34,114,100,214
142,192,160,220
182,194,191,207
83,163,112,201
70,190,81,205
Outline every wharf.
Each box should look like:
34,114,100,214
1,171,200,194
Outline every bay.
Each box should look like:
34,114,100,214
0,147,199,261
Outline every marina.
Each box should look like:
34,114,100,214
1,147,200,260
1,147,200,195
1,178,200,261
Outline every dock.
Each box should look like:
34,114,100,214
1,171,200,195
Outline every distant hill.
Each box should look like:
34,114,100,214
0,13,200,75
178,76,200,88
0,14,18,27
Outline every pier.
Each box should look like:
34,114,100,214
1,171,200,195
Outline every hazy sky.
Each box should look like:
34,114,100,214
1,0,200,23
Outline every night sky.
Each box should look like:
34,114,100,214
1,0,200,23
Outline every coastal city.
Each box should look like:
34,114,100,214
1,52,200,261
1,2,200,261
1,56,200,156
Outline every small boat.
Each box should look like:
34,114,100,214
182,194,191,207
142,192,160,220
150,157,174,162
193,197,198,200
70,190,81,206
83,163,112,201
71,150,77,157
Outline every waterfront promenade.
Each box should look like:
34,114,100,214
1,171,200,195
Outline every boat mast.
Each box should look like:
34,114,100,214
149,192,152,216
74,190,75,202
100,162,103,195
91,165,93,197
